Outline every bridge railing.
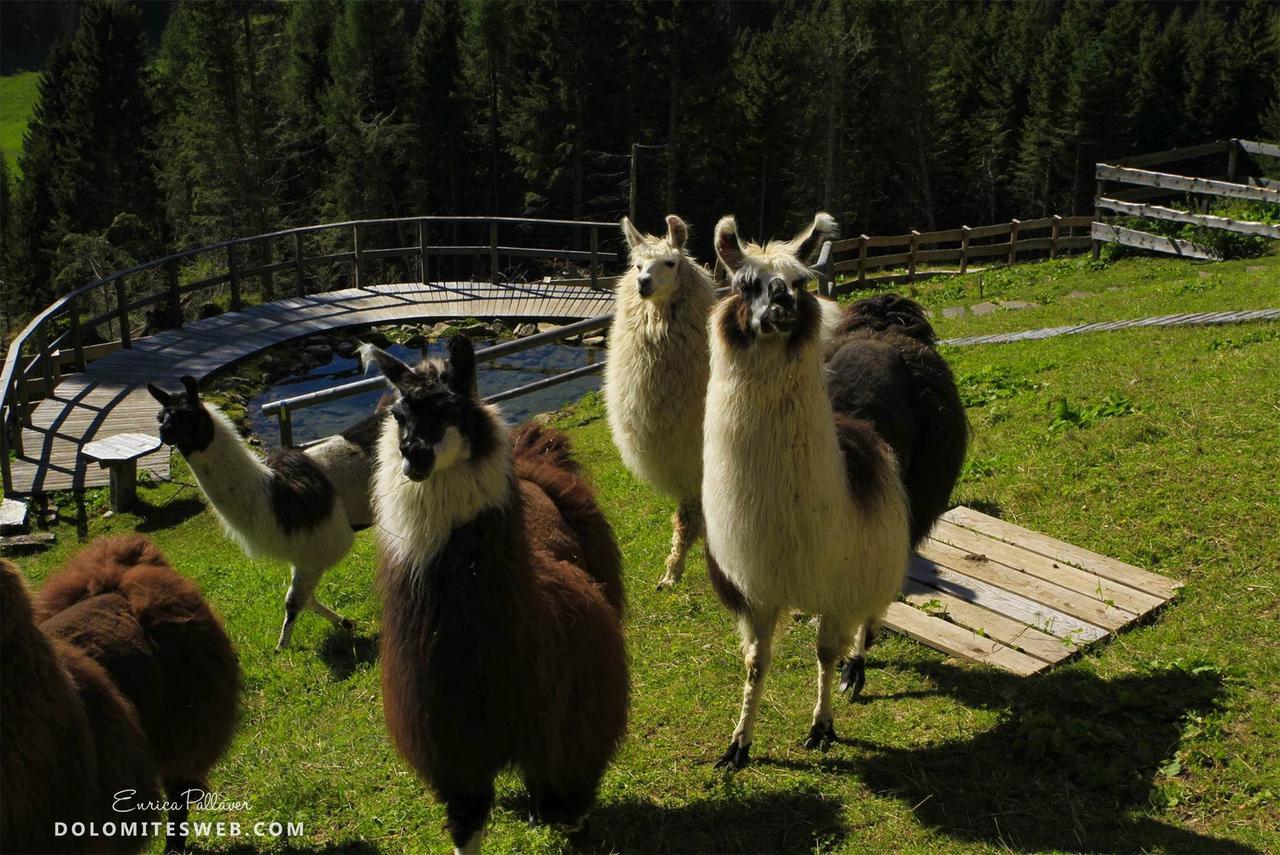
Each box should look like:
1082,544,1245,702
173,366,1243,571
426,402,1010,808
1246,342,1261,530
0,216,622,493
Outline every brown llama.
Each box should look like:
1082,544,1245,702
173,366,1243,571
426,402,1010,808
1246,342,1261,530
33,535,241,853
364,335,628,854
1,560,160,854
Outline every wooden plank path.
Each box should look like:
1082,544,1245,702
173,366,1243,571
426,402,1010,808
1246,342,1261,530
940,308,1280,347
883,506,1181,675
8,280,615,495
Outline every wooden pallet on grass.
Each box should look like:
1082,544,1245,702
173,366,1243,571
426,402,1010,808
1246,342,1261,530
884,506,1181,675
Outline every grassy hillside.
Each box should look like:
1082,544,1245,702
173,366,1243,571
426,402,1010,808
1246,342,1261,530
10,255,1279,853
0,71,39,171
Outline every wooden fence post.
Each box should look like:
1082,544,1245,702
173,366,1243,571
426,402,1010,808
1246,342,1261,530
1227,139,1239,183
259,240,275,301
115,275,132,349
1008,219,1020,265
959,226,971,274
166,260,182,329
70,293,85,371
908,229,920,283
590,225,599,290
37,325,55,400
278,407,293,448
352,226,362,289
1050,215,1062,259
489,221,500,286
858,235,868,285
15,357,31,429
1,412,11,493
1092,177,1105,260
294,232,306,297
228,245,242,312
418,219,430,286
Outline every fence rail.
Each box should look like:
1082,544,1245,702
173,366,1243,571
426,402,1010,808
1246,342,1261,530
1,215,623,494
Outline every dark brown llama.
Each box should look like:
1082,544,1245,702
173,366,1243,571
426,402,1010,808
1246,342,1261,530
365,336,628,854
33,536,241,853
1,560,161,854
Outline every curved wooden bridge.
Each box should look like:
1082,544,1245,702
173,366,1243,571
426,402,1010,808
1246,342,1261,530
2,216,621,496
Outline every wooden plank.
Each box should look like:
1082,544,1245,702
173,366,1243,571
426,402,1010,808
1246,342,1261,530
919,538,1132,630
1095,197,1280,239
882,601,1048,676
966,222,1014,239
863,233,913,248
908,555,1108,642
928,520,1165,613
941,506,1180,599
965,242,1016,259
1116,140,1232,168
901,579,1072,664
1095,163,1280,204
1092,222,1220,261
1238,139,1280,159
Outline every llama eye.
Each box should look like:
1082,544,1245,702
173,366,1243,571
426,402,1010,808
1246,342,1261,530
392,410,406,425
664,260,675,268
635,264,641,270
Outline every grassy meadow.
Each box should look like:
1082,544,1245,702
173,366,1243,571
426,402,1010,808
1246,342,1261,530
0,71,39,170
9,254,1280,853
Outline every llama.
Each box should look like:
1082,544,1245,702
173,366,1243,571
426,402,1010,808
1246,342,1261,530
302,409,385,529
1,559,161,854
149,376,355,649
364,336,627,854
701,212,911,769
34,535,240,853
605,214,717,589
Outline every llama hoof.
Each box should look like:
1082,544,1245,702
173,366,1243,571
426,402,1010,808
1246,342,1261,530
804,720,837,751
655,573,679,591
714,738,751,771
839,655,866,699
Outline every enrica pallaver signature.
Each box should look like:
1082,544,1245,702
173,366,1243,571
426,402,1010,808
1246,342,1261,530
114,789,250,813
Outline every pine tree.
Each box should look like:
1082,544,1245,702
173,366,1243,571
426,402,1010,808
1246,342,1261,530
408,0,467,216
279,0,339,225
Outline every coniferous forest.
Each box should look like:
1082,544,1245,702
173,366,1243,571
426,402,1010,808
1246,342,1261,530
1,0,1277,324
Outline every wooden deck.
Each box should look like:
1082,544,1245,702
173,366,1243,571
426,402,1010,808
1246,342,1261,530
885,506,1181,675
8,281,614,495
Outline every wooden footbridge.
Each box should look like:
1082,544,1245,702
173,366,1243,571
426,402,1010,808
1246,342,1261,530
1,216,623,496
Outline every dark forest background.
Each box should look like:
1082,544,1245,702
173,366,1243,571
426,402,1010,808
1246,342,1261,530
1,0,1277,322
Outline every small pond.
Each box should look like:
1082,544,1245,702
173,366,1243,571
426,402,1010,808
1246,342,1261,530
248,339,603,448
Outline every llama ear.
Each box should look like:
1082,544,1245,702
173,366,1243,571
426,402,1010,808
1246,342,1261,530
359,343,411,388
146,383,171,406
446,335,477,397
180,376,200,401
620,217,645,250
714,215,745,273
665,215,688,249
791,212,839,264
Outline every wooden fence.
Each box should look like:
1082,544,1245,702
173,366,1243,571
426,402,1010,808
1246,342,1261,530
1093,138,1280,260
818,215,1094,296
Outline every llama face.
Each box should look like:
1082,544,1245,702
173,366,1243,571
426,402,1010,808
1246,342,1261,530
621,215,691,303
148,376,215,454
714,213,837,341
363,337,492,482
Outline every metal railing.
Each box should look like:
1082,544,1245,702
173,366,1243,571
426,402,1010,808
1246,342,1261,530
1,215,623,493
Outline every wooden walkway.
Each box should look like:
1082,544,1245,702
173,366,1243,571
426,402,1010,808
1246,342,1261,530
885,507,1180,674
941,308,1280,347
8,281,615,495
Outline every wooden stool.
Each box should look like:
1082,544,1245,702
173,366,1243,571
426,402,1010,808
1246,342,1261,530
80,433,163,512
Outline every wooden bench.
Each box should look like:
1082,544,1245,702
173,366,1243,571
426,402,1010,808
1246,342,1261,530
80,433,163,512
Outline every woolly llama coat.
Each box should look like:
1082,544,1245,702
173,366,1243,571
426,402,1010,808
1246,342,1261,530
605,214,717,588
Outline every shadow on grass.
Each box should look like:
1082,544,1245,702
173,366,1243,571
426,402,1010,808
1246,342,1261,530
830,657,1249,853
190,841,379,854
133,491,206,533
570,789,845,854
319,630,380,681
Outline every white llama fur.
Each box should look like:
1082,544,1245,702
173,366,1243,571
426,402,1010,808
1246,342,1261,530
604,215,717,588
702,212,910,765
304,434,374,528
184,404,354,648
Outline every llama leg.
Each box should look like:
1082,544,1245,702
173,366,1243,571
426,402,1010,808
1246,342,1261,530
657,500,702,590
276,565,323,650
306,592,355,632
715,604,781,771
806,615,851,751
526,776,598,833
441,783,494,855
164,778,201,853
838,619,874,699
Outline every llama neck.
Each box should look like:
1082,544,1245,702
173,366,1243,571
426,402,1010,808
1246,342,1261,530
185,407,272,518
373,407,515,574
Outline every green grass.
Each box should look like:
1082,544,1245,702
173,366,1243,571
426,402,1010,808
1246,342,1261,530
10,256,1280,853
0,71,40,171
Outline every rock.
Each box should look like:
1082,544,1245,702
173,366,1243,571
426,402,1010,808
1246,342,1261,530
364,331,391,347
306,335,331,348
197,303,224,319
998,300,1038,310
304,344,332,363
514,323,538,337
461,321,496,337
942,306,965,319
581,334,607,347
335,340,358,358
536,322,560,335
1065,290,1092,299
404,333,428,349
970,301,999,316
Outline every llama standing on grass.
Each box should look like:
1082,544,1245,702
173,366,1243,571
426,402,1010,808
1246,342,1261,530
1,560,160,854
34,535,240,853
149,376,355,649
605,214,717,589
302,409,385,529
364,336,627,854
701,213,911,770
